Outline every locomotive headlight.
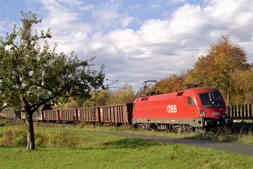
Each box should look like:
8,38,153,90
200,110,205,117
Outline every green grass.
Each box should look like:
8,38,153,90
1,137,253,169
3,120,253,145
1,122,253,169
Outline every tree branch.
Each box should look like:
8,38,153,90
30,87,66,113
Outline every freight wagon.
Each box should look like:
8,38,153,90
23,104,133,125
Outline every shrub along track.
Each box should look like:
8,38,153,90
93,130,253,156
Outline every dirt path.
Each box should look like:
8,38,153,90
98,131,253,156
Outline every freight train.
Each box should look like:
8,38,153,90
19,87,227,131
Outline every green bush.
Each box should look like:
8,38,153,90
46,130,79,148
0,127,26,146
0,126,80,148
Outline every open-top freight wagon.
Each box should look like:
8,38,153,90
22,104,133,125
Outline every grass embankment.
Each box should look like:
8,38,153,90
1,141,253,169
75,122,253,145
2,120,253,145
1,121,253,169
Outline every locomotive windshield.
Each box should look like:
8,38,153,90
198,90,223,108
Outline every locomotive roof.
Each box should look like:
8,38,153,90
135,87,217,102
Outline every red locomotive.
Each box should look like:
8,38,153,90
133,87,226,130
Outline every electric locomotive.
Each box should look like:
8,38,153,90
133,87,226,130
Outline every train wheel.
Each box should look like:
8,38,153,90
194,127,205,134
173,125,182,133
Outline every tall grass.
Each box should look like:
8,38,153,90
0,127,26,146
0,126,80,148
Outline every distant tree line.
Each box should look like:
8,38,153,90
61,84,136,108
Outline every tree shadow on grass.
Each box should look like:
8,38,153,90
66,138,165,151
32,137,165,152
101,138,163,149
183,133,239,143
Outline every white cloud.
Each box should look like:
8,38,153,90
121,16,134,28
138,19,171,44
93,10,119,23
91,1,135,30
38,0,92,54
170,5,207,35
36,0,253,90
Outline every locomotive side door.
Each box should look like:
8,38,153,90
184,96,199,118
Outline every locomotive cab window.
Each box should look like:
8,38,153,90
199,90,223,108
187,97,196,106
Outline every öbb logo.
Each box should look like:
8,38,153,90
167,105,177,113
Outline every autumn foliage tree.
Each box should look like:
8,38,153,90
0,12,104,150
184,37,249,104
81,84,136,106
153,74,185,94
231,69,253,103
83,89,110,107
107,84,136,105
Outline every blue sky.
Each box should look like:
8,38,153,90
1,0,253,90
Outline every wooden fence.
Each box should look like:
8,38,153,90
225,104,253,120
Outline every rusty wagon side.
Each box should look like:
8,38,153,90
99,103,133,125
37,103,133,125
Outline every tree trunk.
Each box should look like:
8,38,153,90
25,112,35,150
